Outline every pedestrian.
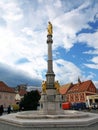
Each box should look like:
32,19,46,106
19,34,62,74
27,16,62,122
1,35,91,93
7,105,11,114
1,105,4,115
0,106,2,116
0,105,4,116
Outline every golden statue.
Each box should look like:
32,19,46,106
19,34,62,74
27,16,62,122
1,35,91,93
42,81,46,93
54,80,60,93
47,21,53,35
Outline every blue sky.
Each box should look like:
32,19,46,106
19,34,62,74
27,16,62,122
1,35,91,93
0,0,98,88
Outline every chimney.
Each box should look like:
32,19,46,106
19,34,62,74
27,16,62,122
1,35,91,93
78,77,81,84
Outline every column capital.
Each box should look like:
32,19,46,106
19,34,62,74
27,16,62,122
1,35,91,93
47,35,53,43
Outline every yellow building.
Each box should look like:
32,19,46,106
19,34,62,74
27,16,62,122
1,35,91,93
86,94,98,108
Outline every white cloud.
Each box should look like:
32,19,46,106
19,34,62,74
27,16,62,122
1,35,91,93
83,49,98,55
22,27,33,36
86,72,96,80
78,31,98,69
16,56,47,79
84,57,98,69
53,0,62,8
85,64,98,69
95,13,98,20
78,31,98,49
54,59,82,84
52,0,98,50
91,57,98,64
0,1,23,23
94,81,98,88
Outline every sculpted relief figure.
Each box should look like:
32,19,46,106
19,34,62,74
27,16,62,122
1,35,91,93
54,80,60,93
42,81,46,93
47,21,53,35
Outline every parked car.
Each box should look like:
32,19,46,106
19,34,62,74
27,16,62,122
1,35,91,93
62,102,71,110
71,102,86,110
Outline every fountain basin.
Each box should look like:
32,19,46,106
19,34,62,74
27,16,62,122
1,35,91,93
0,110,98,130
16,110,89,119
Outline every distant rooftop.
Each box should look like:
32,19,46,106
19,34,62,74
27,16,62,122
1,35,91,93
0,81,15,93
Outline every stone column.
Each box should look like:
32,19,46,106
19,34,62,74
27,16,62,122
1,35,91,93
46,35,55,89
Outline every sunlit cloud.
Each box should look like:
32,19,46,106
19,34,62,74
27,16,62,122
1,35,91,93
84,57,98,69
54,59,82,84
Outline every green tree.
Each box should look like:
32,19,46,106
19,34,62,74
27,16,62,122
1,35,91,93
20,90,41,111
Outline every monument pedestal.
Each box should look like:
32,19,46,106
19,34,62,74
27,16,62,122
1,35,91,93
40,89,64,115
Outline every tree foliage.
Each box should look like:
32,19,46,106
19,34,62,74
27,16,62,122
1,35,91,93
20,90,41,111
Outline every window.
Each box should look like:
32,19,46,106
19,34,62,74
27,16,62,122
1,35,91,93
70,94,74,102
80,93,85,100
75,94,79,101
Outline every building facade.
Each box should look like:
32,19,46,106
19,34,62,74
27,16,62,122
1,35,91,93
0,81,16,108
59,80,97,104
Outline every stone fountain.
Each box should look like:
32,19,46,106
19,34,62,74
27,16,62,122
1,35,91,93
0,22,98,130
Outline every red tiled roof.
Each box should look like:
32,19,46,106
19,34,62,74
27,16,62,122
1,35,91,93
0,81,15,93
19,89,27,96
59,83,72,95
67,80,96,93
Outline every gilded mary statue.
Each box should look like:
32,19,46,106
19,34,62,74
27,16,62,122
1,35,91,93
47,21,53,35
